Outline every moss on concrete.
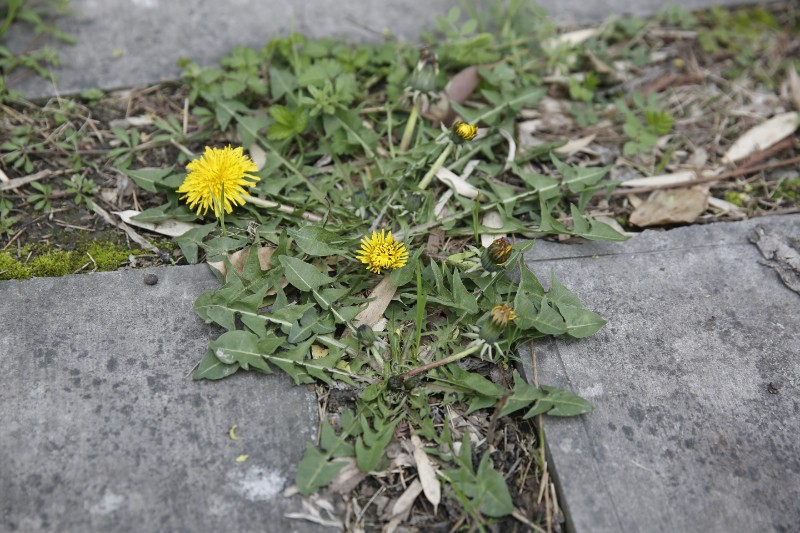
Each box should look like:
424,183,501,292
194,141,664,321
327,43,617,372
0,240,147,281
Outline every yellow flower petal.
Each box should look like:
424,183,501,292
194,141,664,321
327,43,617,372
356,229,409,274
176,145,260,217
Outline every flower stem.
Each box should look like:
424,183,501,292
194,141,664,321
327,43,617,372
399,100,420,154
398,342,481,381
418,143,453,190
219,182,226,236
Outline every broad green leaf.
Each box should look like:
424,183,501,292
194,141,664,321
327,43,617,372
446,365,506,398
451,270,479,314
278,255,334,291
517,261,545,299
209,330,270,372
499,370,545,417
557,303,607,338
466,394,498,415
313,287,349,310
295,443,348,495
124,166,175,193
474,454,515,517
193,350,239,380
289,226,348,256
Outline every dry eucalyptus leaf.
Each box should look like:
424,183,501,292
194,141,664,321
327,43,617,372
250,144,267,170
108,115,153,129
554,134,597,155
708,196,744,214
629,187,709,227
116,210,200,238
480,211,505,248
435,167,480,199
546,27,600,48
411,435,441,511
353,276,397,328
620,170,696,188
787,64,800,112
722,112,800,164
387,479,422,518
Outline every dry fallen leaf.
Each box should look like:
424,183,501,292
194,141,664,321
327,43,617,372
435,167,480,199
788,64,800,111
480,211,505,248
546,27,600,48
353,276,397,328
432,65,480,127
250,144,267,170
619,170,697,188
722,111,800,164
116,210,200,238
411,435,440,512
554,134,597,155
629,186,709,227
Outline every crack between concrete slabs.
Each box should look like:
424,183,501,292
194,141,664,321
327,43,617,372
526,242,751,263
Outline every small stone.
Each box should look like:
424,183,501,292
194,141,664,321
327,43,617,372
143,274,158,286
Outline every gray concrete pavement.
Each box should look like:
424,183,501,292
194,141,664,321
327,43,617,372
5,0,757,99
0,265,323,533
521,215,800,533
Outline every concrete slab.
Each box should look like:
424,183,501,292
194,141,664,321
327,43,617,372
0,265,323,533
520,215,800,533
6,0,759,99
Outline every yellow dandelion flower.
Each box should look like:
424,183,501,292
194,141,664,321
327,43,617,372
452,121,478,142
490,304,519,327
356,230,409,274
177,145,259,217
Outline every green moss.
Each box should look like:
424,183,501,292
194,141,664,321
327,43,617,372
84,241,133,271
0,252,32,280
724,191,747,207
30,250,75,277
0,241,146,280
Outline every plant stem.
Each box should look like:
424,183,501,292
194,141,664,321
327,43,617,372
398,342,481,381
418,143,453,190
399,100,420,154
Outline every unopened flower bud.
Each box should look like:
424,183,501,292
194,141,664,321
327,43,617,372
452,121,478,143
481,237,512,272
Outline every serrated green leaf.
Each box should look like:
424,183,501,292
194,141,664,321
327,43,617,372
269,104,294,125
523,386,593,418
295,443,348,495
529,296,567,335
499,370,545,417
269,67,297,101
355,416,401,472
222,79,247,99
267,122,295,141
320,418,355,457
278,255,334,291
451,270,479,314
547,272,583,308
